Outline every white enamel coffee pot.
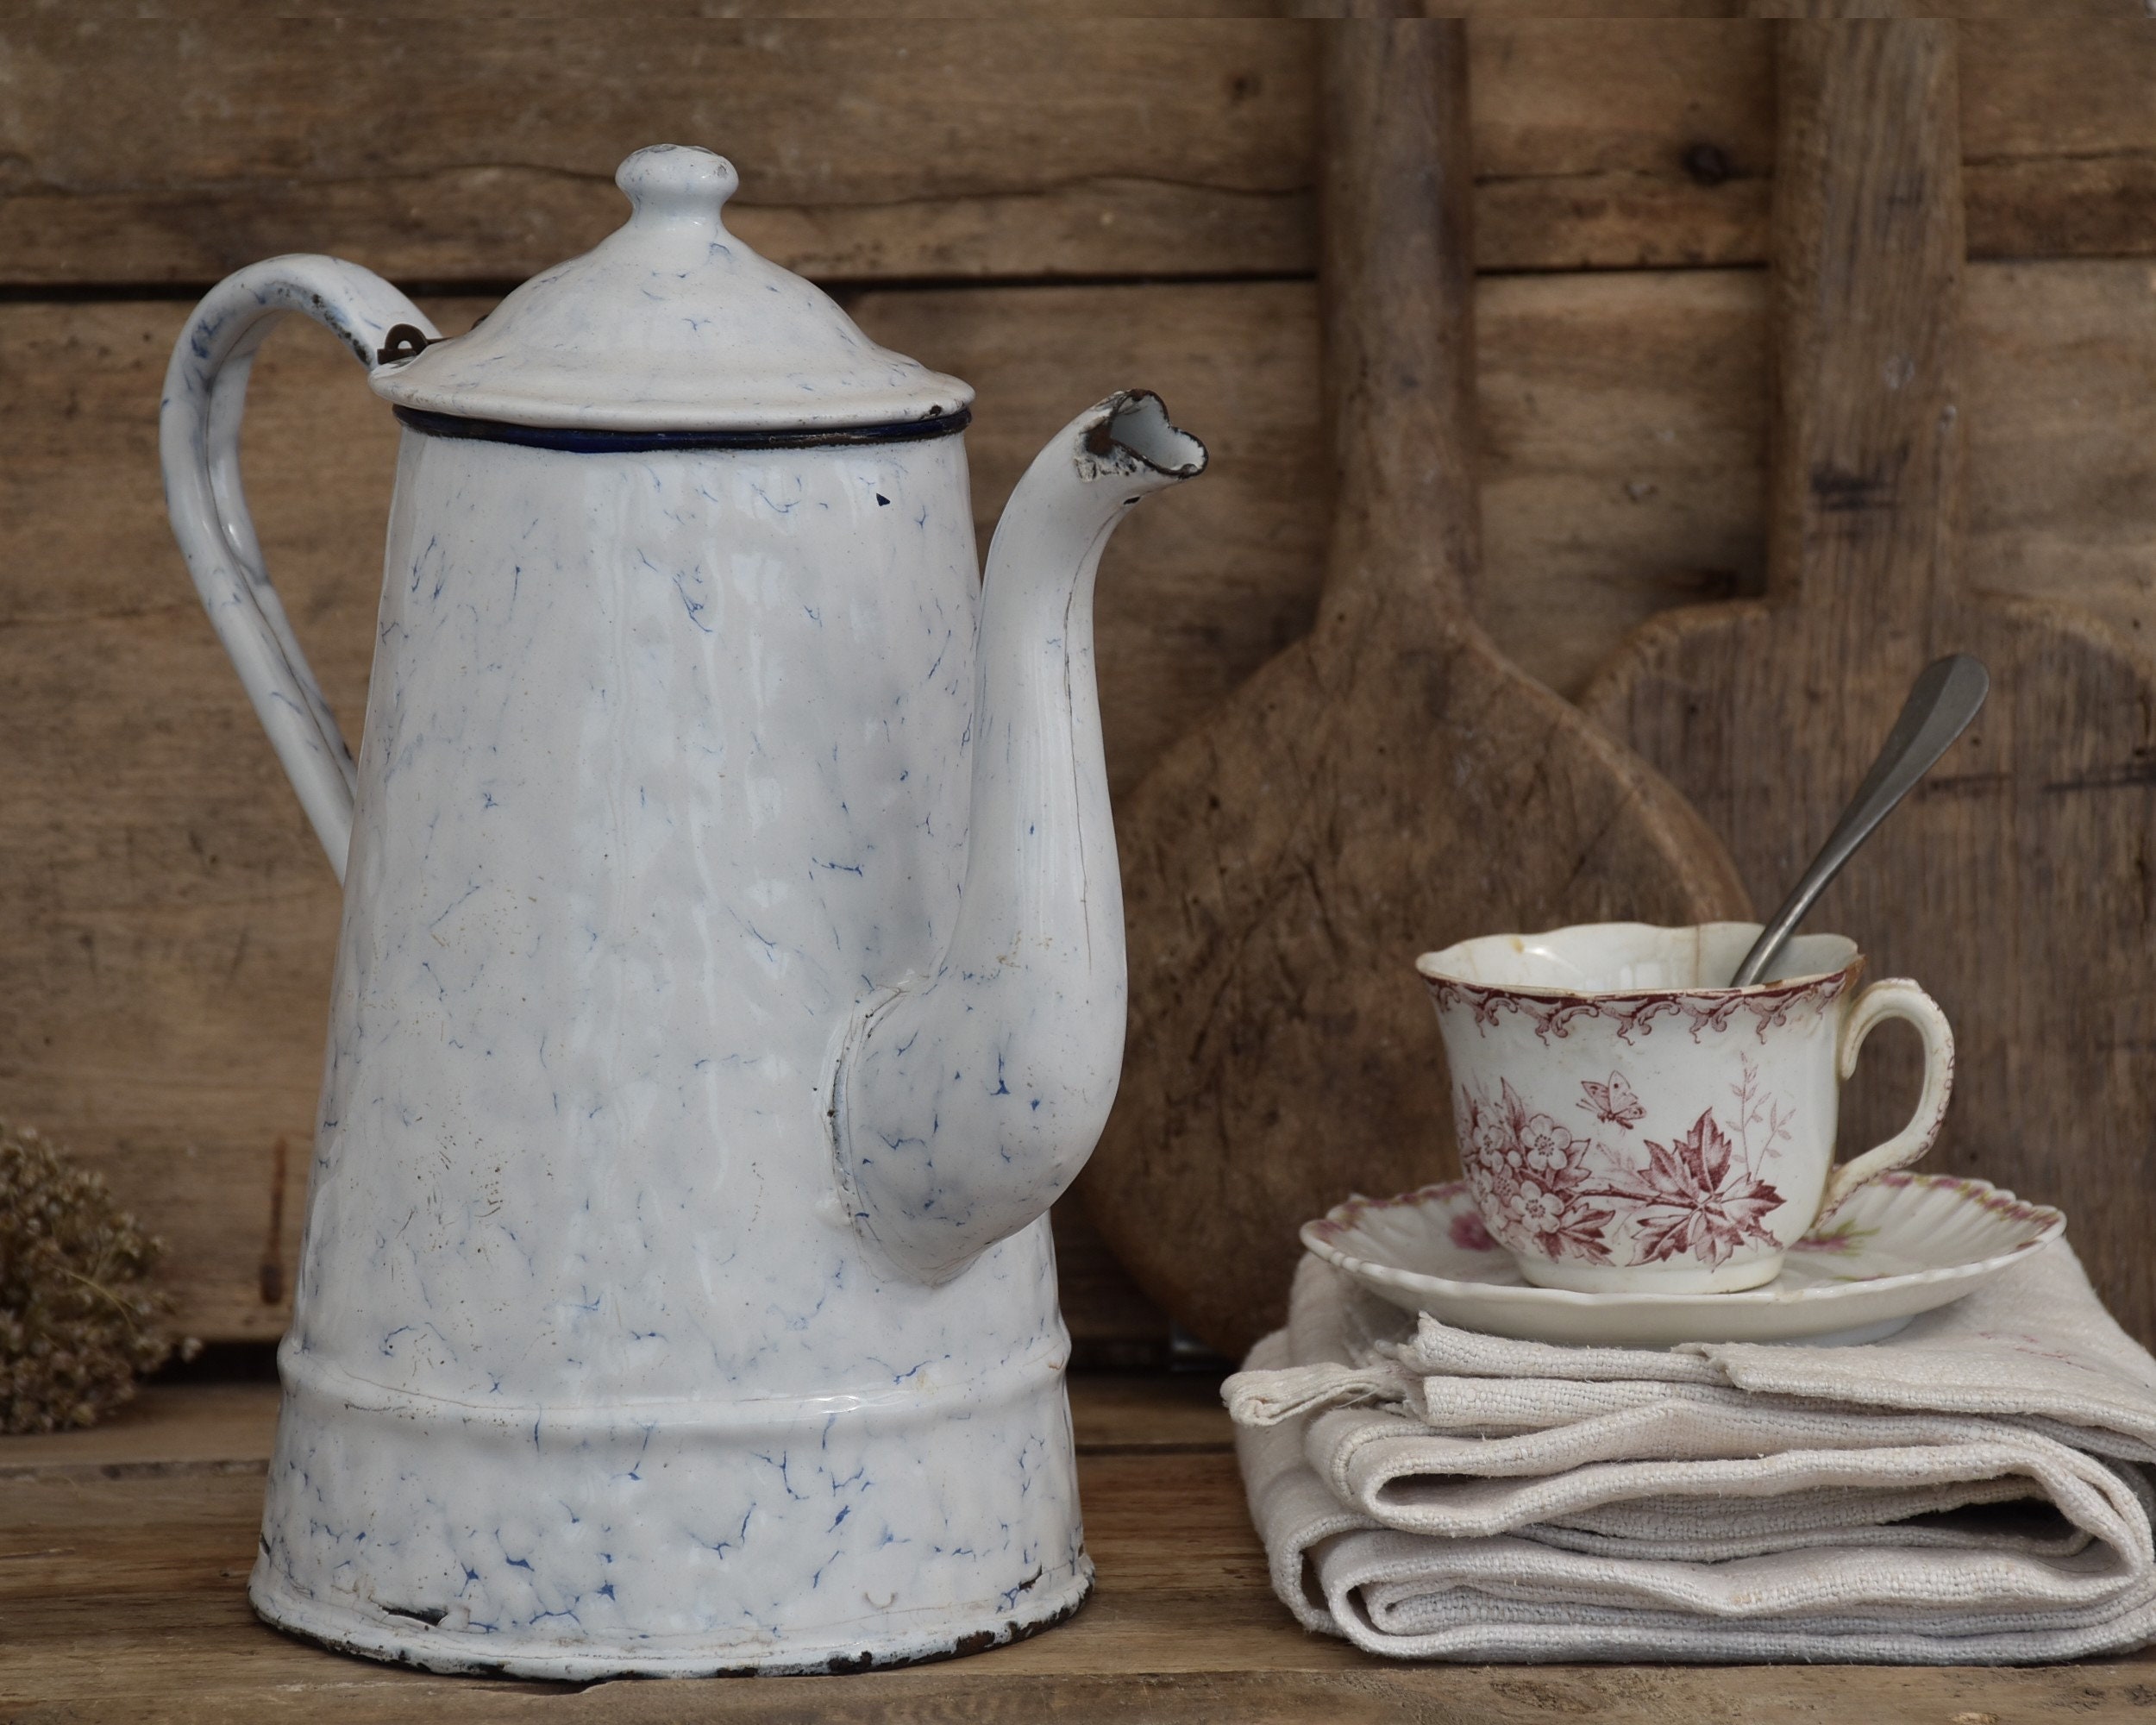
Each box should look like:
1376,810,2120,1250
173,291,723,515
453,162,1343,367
160,145,1205,1678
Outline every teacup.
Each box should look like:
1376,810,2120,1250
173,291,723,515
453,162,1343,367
1414,921,1953,1295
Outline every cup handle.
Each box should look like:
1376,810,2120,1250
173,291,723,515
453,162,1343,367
1818,978,1956,1220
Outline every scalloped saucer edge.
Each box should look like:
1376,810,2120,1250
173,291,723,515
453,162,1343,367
1301,1171,2065,1347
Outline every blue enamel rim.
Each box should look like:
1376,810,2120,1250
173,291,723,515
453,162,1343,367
393,405,971,453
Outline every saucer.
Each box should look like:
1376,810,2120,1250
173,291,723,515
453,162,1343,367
1300,1172,2065,1347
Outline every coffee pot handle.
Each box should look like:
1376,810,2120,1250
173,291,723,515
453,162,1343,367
160,257,438,885
1819,978,1957,1219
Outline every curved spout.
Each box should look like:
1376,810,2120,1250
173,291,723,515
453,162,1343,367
831,392,1206,1281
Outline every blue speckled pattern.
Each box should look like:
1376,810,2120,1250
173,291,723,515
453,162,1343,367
159,143,1206,1678
832,396,1206,1281
254,430,1089,1672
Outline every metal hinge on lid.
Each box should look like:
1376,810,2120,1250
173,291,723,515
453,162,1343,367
375,324,436,367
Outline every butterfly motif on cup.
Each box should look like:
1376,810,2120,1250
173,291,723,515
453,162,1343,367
1578,1070,1646,1131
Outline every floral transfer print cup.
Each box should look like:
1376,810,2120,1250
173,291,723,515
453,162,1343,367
1415,922,1955,1295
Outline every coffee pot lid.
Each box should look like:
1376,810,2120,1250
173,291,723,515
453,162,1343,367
371,145,972,434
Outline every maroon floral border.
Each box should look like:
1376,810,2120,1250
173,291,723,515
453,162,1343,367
1423,963,1859,1046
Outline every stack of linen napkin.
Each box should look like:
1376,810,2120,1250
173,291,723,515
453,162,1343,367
1225,1244,2156,1661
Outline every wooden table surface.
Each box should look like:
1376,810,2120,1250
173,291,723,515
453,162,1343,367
4,1375,2152,1722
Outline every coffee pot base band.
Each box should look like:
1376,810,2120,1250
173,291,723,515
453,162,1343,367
249,1347,1089,1677
248,1565,1094,1681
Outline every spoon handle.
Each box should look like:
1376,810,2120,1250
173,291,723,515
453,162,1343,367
1730,654,1990,988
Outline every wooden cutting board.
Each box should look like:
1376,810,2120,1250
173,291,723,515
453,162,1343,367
1081,20,1751,1358
1582,21,2156,1347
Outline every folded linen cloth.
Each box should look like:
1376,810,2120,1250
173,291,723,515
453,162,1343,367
1228,1244,2156,1661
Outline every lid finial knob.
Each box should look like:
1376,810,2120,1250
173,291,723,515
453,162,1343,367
616,146,738,229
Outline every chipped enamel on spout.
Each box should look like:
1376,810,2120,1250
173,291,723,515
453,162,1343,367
156,145,1206,1678
834,394,1206,1282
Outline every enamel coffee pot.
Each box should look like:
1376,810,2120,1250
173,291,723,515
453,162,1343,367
160,145,1205,1678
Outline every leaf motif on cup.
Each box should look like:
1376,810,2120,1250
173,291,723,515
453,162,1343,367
1588,1109,1785,1269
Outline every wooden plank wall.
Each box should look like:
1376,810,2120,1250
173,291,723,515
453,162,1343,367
3,13,2153,1353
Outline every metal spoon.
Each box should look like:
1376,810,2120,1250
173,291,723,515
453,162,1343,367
1730,654,1990,988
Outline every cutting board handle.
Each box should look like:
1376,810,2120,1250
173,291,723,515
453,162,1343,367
1318,17,1478,622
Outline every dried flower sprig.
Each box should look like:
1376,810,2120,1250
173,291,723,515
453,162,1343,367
1,1121,199,1433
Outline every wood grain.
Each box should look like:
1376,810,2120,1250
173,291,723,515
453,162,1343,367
1081,22,1750,1358
1470,21,1774,272
2,19,2149,285
3,1377,2152,1719
1583,22,2156,1346
0,17,1316,285
1964,23,2156,263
